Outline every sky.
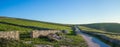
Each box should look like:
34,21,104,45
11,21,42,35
0,0,120,24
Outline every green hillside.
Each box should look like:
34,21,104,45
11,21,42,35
0,16,87,47
0,16,71,34
80,23,120,33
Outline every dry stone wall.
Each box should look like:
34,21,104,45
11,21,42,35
31,30,61,38
0,31,19,40
0,30,61,40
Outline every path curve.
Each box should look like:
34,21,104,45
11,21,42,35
74,26,111,47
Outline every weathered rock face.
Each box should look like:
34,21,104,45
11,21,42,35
0,31,19,40
31,30,61,38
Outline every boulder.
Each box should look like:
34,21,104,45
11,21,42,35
47,33,62,41
62,30,69,34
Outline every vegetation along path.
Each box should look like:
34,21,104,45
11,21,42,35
74,26,111,47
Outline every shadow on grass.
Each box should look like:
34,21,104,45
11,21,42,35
0,21,52,30
0,21,54,38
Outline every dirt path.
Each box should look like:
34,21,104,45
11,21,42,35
74,26,111,47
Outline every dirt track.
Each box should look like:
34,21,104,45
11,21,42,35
75,26,110,47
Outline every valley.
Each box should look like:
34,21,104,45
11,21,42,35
0,17,120,47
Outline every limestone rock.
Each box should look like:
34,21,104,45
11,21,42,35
47,33,62,41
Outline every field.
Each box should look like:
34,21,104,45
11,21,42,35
80,23,120,41
81,23,120,33
79,26,120,40
0,17,71,34
0,17,87,47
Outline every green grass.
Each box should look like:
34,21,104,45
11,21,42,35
21,35,87,47
79,26,120,40
80,23,120,33
79,23,120,41
0,17,71,34
0,16,87,47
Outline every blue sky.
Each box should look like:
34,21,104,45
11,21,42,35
0,0,120,24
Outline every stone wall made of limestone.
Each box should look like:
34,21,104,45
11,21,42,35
31,30,61,38
0,31,19,40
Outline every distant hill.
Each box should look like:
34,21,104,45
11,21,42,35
0,16,71,33
80,23,120,33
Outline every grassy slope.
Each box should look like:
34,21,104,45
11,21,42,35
80,23,120,33
0,17,71,33
0,16,87,47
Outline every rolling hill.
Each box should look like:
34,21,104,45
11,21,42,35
0,16,72,34
80,23,120,33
